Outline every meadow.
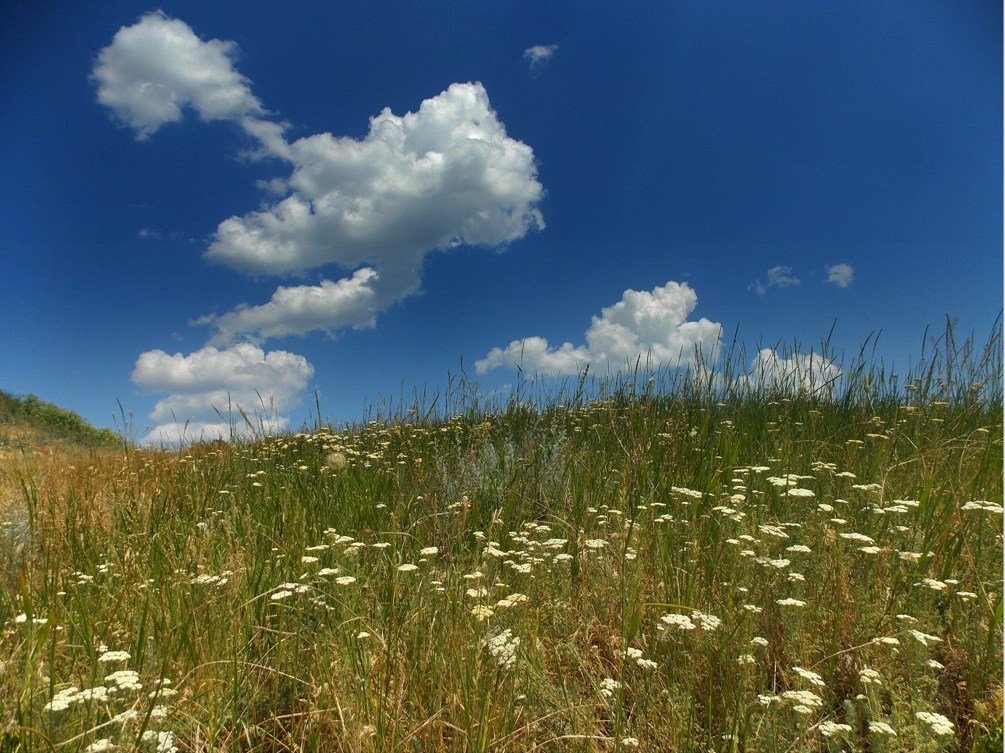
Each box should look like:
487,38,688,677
1,325,1001,752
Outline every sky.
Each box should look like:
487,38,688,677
1,2,1001,444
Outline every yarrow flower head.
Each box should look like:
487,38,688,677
482,628,520,669
97,650,131,663
776,597,807,607
915,711,954,736
780,689,824,708
868,721,897,736
818,721,852,738
792,666,825,687
691,610,722,631
658,613,695,631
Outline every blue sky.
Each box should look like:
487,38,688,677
1,2,1000,443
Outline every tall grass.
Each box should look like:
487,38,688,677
0,321,1000,752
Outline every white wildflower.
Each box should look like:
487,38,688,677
785,487,815,498
470,605,494,620
915,711,954,736
105,669,142,691
907,629,942,646
859,668,882,685
659,613,696,631
781,689,824,708
482,628,520,669
869,721,897,736
97,650,131,663
818,721,852,738
599,677,622,698
792,666,825,687
839,532,875,544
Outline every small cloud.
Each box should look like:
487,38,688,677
137,227,162,240
477,281,721,376
825,263,854,288
523,44,558,69
750,265,801,296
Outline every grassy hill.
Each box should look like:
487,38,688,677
0,389,121,452
0,327,1001,752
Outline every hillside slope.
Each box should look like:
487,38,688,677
0,389,121,453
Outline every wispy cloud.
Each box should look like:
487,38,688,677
750,265,801,296
824,263,855,288
477,281,721,376
523,44,558,69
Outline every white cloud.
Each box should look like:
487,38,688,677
139,418,288,447
197,267,390,345
92,11,285,149
825,263,855,288
748,349,841,394
132,344,313,444
523,44,558,68
477,336,591,376
750,265,801,296
477,281,722,376
198,81,543,341
205,82,543,276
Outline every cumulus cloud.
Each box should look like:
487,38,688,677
92,11,287,152
747,350,841,394
477,281,722,376
750,265,801,296
205,82,543,276
132,344,313,445
198,81,542,341
523,44,558,68
825,263,855,288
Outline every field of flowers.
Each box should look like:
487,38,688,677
1,330,1002,752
